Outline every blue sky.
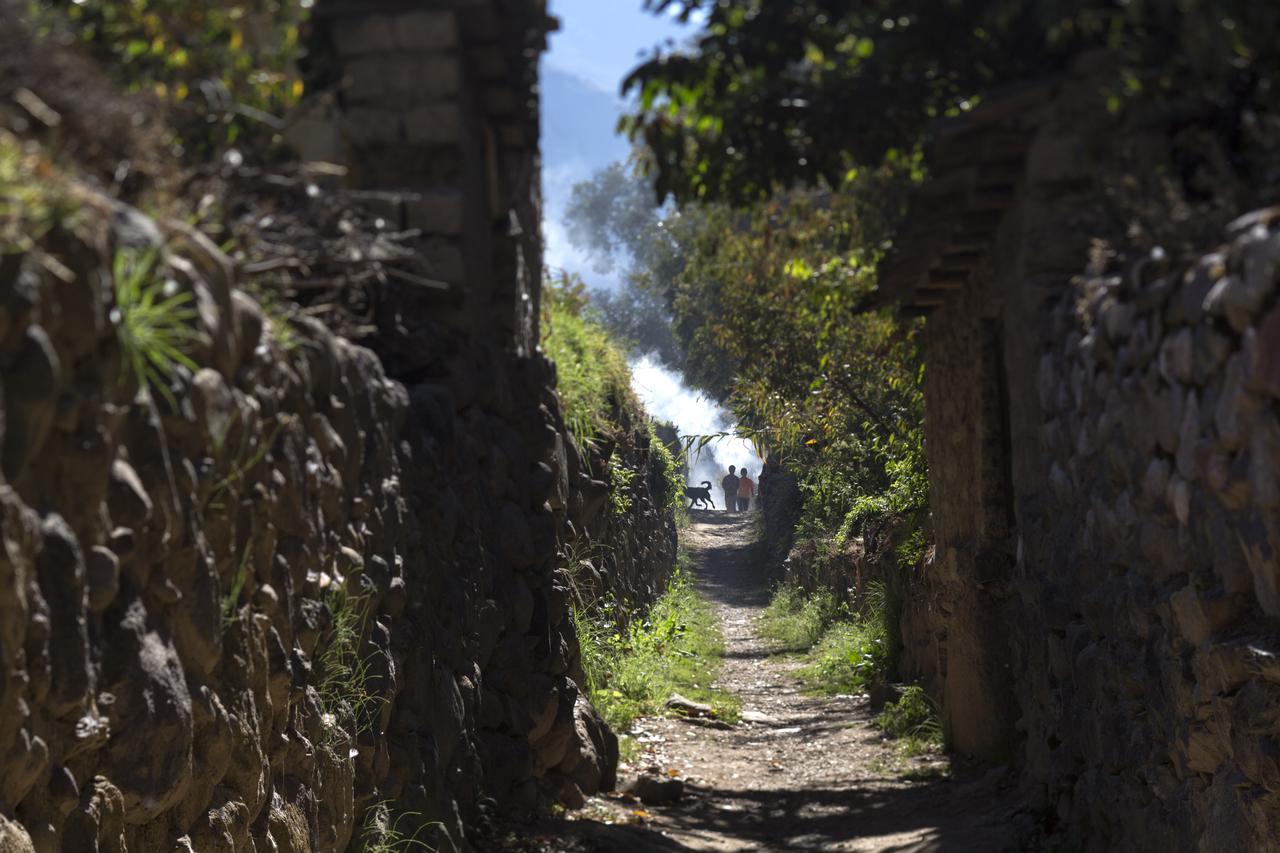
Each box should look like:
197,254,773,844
540,0,692,289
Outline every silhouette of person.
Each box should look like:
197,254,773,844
737,469,755,512
721,466,739,513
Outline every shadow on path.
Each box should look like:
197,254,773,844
499,514,1036,852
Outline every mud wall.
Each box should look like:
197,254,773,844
0,1,679,850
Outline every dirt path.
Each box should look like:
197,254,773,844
521,513,1037,852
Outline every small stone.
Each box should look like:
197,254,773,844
86,546,120,613
623,774,684,806
1157,328,1194,383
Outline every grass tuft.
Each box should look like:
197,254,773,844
540,273,639,452
357,801,440,852
758,585,840,652
316,579,383,758
112,247,201,404
574,562,738,733
761,582,892,695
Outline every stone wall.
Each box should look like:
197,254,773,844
896,71,1280,849
1012,215,1280,849
0,1,680,850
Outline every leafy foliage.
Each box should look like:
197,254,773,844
876,685,944,754
112,248,200,404
564,162,689,368
573,563,738,733
35,0,311,154
623,0,1280,209
648,423,687,516
762,582,892,695
0,132,80,254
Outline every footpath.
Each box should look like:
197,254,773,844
514,513,1036,851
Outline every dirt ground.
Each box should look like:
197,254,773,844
507,513,1041,852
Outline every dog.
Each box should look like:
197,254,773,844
684,481,715,509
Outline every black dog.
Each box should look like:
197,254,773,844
684,481,715,509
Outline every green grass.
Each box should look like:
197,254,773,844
760,583,892,695
0,132,78,254
220,540,252,629
541,275,640,451
574,563,738,733
315,580,383,758
113,247,201,403
758,585,840,652
357,802,439,852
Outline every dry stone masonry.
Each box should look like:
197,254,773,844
0,1,678,850
881,65,1280,850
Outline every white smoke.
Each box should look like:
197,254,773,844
629,353,763,492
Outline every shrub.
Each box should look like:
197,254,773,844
648,422,686,515
34,0,310,154
876,685,943,754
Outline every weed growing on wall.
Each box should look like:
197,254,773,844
607,452,636,519
316,580,381,758
112,248,201,404
357,801,438,852
0,132,80,254
572,562,737,733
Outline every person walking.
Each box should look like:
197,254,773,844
721,466,739,513
737,468,755,512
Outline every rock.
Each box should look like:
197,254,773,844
622,774,684,806
1244,306,1280,397
1157,328,1194,384
86,546,120,613
1203,275,1265,332
2,326,61,480
0,815,35,853
102,598,194,822
665,694,716,718
108,459,153,529
498,501,535,569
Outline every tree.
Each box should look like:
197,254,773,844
621,0,1280,209
564,162,693,369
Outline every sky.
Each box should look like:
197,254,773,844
540,1,764,482
540,0,690,289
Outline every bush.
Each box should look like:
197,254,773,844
876,685,943,754
34,0,310,154
648,422,686,516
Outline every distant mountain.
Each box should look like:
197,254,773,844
540,66,629,173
